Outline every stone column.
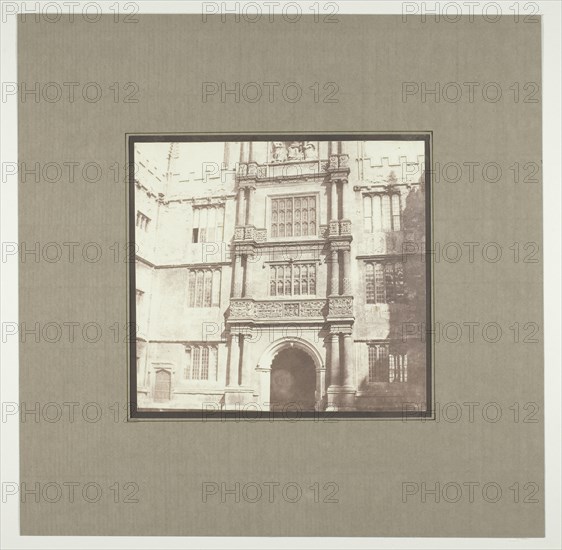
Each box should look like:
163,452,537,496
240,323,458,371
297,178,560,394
243,254,253,297
236,187,245,226
330,180,338,221
248,141,255,162
239,142,247,163
246,186,254,226
342,248,351,295
232,254,243,298
329,249,339,296
317,367,326,405
228,333,241,387
342,333,355,388
238,335,245,386
340,179,348,219
329,333,341,387
223,142,231,170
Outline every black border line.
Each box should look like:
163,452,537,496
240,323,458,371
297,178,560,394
127,132,434,421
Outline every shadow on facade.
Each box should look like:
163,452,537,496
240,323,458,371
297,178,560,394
356,175,428,412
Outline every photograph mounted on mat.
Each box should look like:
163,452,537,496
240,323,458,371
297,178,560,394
128,133,433,419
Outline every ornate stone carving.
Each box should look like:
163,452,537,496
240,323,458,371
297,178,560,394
238,163,248,176
256,166,267,178
328,296,354,317
230,300,254,317
272,142,288,163
328,154,350,172
229,299,325,320
255,229,267,242
283,303,299,317
319,224,329,238
339,220,352,235
328,322,354,335
303,142,318,160
287,141,304,161
244,226,255,240
233,226,267,242
247,162,258,177
299,300,325,317
333,244,351,254
328,220,340,236
271,141,313,163
255,301,282,318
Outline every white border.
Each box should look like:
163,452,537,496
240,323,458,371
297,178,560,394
1,1,560,549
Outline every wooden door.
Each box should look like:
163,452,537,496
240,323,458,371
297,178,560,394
154,369,171,402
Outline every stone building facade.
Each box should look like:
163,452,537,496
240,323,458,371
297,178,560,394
133,138,429,414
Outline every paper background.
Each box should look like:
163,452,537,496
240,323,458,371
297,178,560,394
18,15,543,536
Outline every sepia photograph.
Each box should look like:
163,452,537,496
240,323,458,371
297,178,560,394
130,135,432,417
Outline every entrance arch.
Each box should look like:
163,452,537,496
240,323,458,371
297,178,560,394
256,338,325,412
270,348,316,412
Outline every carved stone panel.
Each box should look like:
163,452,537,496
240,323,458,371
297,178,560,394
340,220,352,235
283,303,299,317
270,141,319,163
247,162,258,177
299,300,325,317
255,229,267,242
328,296,354,317
254,301,283,318
244,226,255,240
230,300,254,318
229,299,326,320
272,142,288,162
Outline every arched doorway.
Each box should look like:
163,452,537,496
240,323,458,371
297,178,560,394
270,347,316,412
